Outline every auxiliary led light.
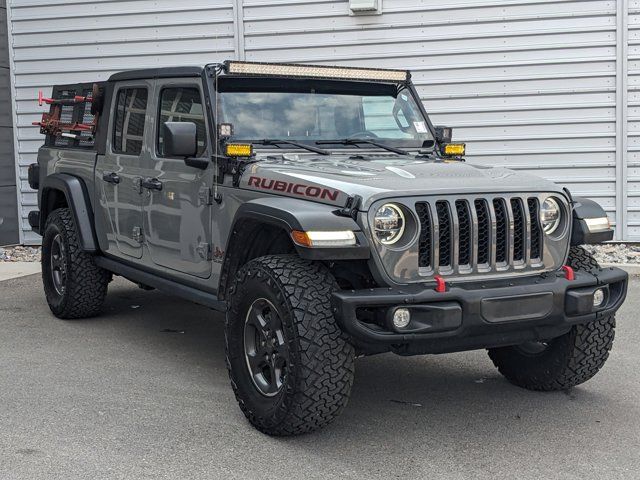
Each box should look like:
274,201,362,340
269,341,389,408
224,61,409,83
443,143,466,157
225,143,253,157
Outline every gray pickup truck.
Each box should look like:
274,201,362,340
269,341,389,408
27,61,628,436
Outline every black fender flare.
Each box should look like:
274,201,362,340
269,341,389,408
228,197,370,260
39,173,98,252
218,197,370,298
571,197,614,245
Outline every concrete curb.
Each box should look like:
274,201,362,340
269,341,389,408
0,262,41,281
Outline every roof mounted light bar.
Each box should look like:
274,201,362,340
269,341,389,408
223,61,410,83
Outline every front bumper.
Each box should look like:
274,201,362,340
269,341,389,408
331,267,628,355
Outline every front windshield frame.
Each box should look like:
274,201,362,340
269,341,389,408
214,76,435,151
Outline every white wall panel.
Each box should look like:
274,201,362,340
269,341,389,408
628,0,640,239
242,0,620,233
7,0,235,244
5,0,632,242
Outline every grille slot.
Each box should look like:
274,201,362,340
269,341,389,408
415,195,547,276
511,198,526,262
455,200,472,266
493,199,508,264
474,199,490,265
436,201,451,267
528,198,542,260
416,202,432,269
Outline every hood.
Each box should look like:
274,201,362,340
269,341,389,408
239,152,562,209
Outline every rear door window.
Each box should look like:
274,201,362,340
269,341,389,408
113,88,148,155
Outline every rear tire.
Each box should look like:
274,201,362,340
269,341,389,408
225,255,355,436
487,246,615,391
41,208,110,319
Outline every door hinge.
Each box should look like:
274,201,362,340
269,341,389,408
132,226,144,243
199,186,222,205
196,242,212,261
133,177,143,194
199,187,214,206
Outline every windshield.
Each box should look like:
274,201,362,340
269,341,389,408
217,78,433,149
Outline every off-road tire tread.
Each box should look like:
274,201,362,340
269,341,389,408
225,255,355,436
42,208,109,319
488,246,615,391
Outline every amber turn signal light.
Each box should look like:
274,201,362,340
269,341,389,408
290,230,356,248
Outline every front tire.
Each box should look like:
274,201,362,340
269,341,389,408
42,208,110,319
225,255,355,436
487,246,615,391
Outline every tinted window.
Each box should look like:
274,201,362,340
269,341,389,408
113,88,148,155
158,87,206,157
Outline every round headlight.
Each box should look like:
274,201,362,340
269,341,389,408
374,203,405,245
540,197,561,235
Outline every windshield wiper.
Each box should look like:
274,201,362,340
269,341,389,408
252,139,330,155
316,139,409,156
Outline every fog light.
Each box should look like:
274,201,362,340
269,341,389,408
392,308,411,329
593,288,605,308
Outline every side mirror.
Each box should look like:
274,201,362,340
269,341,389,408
163,122,209,169
163,121,198,158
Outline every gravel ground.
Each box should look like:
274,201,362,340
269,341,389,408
2,244,640,264
0,246,41,262
584,244,640,265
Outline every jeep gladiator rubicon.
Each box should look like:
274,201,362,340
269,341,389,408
27,61,628,436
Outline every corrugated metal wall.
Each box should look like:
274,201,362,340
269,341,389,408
5,0,634,243
1,0,20,245
7,0,237,244
628,0,640,239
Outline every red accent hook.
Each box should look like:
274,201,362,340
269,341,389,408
434,275,446,293
562,265,575,281
38,90,43,107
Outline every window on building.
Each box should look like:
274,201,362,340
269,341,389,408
158,87,206,157
113,88,148,155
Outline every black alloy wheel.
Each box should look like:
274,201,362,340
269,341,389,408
49,233,68,296
243,298,288,397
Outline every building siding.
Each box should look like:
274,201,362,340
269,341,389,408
1,1,20,246
628,0,640,239
5,0,634,242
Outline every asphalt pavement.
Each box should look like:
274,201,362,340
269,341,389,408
0,272,639,480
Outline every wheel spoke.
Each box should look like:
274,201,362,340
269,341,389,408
246,349,267,372
263,355,281,395
274,330,288,356
273,356,286,390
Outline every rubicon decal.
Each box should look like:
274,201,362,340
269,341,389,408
247,176,339,201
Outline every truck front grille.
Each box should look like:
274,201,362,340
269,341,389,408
416,195,543,275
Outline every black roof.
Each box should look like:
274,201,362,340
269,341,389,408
108,66,204,82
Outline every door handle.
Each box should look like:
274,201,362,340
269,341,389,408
141,177,163,191
102,172,120,184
